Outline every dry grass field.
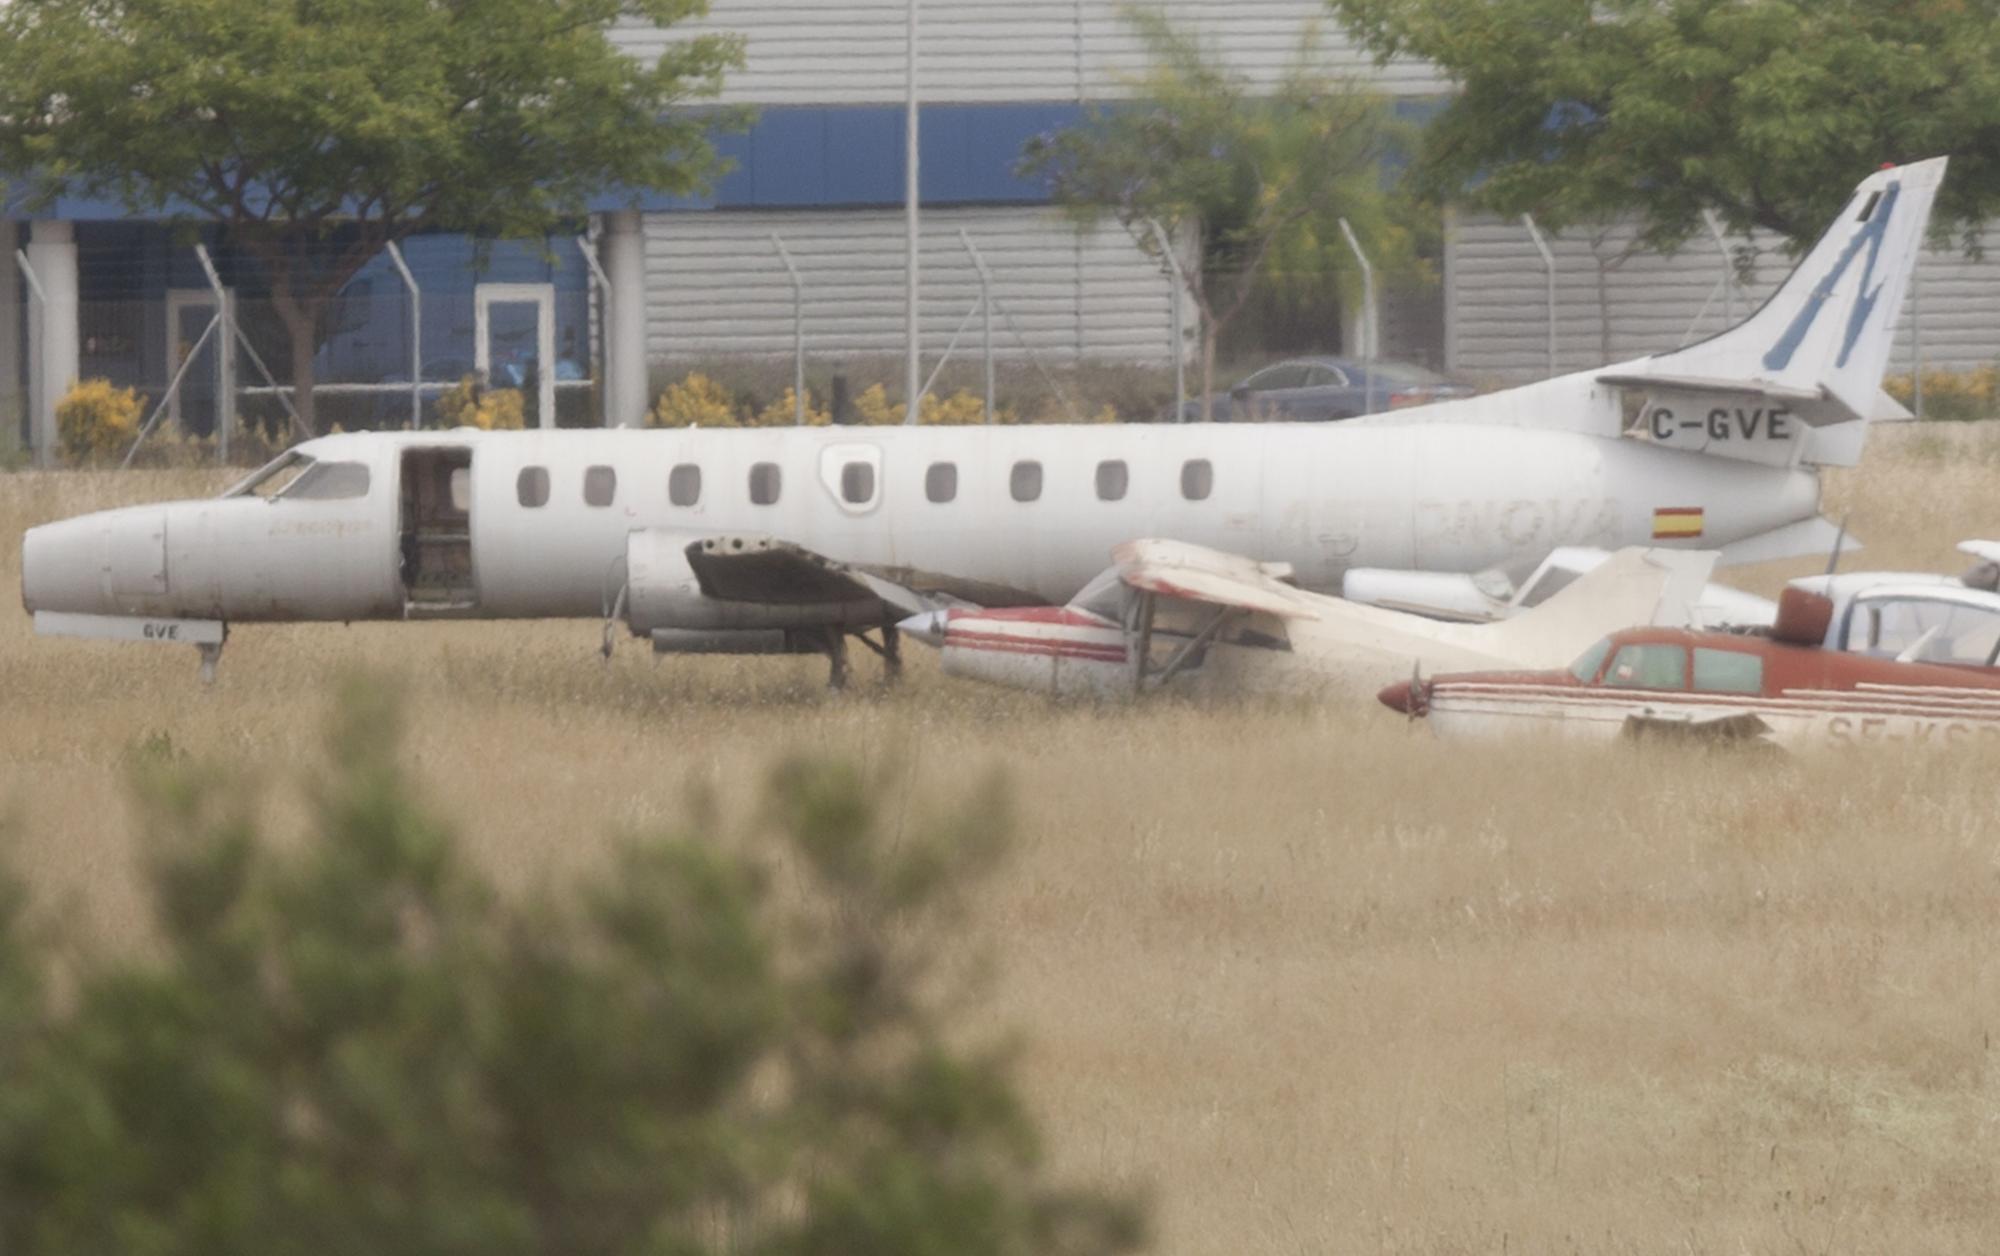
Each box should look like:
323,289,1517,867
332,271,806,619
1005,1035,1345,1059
4,424,2000,1252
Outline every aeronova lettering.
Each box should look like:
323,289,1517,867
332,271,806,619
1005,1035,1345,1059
1648,407,1793,442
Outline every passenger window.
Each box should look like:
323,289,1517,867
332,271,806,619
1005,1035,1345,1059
281,461,372,501
1095,460,1128,502
749,462,782,505
926,462,957,503
583,465,617,508
1010,460,1043,503
1181,459,1213,501
1604,644,1688,691
841,461,875,504
449,467,470,513
1692,647,1764,694
668,463,701,507
516,466,550,508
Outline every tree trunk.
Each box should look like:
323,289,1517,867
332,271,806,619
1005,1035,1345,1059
274,299,319,435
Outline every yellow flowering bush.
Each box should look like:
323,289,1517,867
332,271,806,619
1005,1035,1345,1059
650,372,738,427
432,378,525,430
751,388,831,426
56,378,146,465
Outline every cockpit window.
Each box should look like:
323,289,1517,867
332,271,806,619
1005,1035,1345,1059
281,461,372,501
1603,643,1688,691
1854,595,2000,666
1568,637,1612,683
224,451,311,499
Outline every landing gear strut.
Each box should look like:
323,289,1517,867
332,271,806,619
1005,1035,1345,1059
826,622,904,691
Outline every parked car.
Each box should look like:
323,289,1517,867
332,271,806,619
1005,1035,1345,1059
1175,356,1473,422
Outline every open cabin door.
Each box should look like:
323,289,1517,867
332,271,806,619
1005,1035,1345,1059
399,446,477,614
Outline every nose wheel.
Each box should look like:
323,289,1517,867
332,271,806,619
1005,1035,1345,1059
196,638,225,685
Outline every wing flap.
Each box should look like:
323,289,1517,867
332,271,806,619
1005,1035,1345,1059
1112,539,1321,621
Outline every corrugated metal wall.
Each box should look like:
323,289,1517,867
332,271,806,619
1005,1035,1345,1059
616,0,1442,105
1445,213,2000,382
643,205,1189,365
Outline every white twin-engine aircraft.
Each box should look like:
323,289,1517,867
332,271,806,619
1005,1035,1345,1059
22,159,1945,690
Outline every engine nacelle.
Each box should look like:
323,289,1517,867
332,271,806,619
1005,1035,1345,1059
623,530,886,637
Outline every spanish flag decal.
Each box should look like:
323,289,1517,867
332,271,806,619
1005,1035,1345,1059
1652,506,1705,540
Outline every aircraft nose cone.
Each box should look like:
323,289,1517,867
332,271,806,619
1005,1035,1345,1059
1377,680,1417,715
897,609,949,649
20,518,101,616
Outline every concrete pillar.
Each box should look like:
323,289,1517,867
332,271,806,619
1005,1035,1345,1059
601,210,648,428
27,220,78,468
0,222,20,450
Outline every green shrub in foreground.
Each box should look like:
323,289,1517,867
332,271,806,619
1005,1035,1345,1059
0,678,1147,1256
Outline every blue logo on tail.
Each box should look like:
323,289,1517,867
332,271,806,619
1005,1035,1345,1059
1763,182,1900,372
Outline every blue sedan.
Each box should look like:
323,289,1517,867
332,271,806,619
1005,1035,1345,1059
1176,356,1472,422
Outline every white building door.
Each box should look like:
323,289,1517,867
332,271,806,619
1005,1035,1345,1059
164,288,235,439
474,283,556,428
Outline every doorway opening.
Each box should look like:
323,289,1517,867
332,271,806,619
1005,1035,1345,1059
399,446,476,612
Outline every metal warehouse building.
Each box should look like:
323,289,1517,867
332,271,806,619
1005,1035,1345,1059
3,0,1995,457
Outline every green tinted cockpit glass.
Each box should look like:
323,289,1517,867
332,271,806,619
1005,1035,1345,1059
1568,637,1613,683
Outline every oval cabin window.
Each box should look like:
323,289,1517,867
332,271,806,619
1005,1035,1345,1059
926,462,957,503
1010,460,1043,503
516,466,550,508
749,462,782,506
1180,459,1213,501
583,465,617,508
841,460,875,505
668,463,701,507
1095,460,1128,502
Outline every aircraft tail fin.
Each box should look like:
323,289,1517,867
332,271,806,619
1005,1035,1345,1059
1610,158,1946,466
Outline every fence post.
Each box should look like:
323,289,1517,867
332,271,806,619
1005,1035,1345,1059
1147,218,1187,422
958,229,996,422
193,244,237,461
1702,209,1734,328
1912,260,1924,419
386,242,422,429
771,235,807,425
902,0,922,425
1522,214,1557,379
14,249,46,463
1338,217,1378,413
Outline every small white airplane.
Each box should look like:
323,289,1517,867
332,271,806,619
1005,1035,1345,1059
898,539,1718,700
20,159,1946,686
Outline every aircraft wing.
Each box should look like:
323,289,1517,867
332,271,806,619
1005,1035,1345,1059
1111,539,1322,621
683,536,932,618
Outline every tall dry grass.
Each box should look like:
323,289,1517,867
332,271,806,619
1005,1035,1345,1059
2,425,2000,1251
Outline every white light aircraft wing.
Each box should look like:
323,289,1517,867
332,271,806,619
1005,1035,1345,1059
1111,539,1322,621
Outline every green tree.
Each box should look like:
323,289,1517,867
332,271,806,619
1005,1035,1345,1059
1019,8,1403,421
0,0,742,433
1332,0,2000,253
0,680,1147,1256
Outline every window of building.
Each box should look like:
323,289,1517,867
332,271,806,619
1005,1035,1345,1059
516,466,550,508
749,462,782,505
841,461,875,504
583,465,617,508
668,463,701,507
282,461,372,501
1692,647,1764,694
926,462,957,503
1181,459,1213,501
1010,460,1043,503
1603,644,1688,691
1095,460,1128,502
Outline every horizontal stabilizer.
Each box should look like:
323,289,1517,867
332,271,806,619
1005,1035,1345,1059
1597,373,1824,407
1716,516,1857,568
685,535,928,617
